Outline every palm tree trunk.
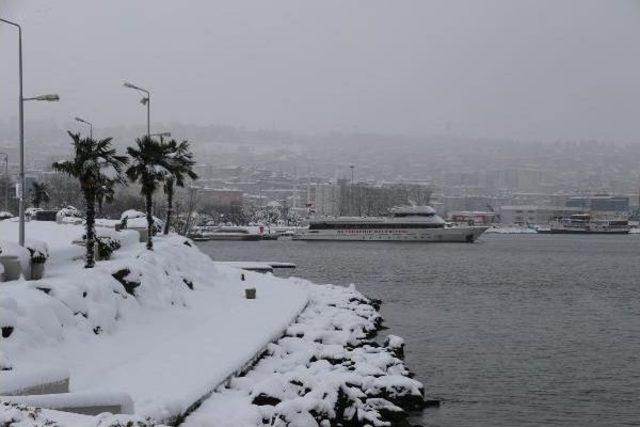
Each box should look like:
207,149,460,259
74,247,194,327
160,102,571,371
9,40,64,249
145,191,153,250
163,180,173,235
84,189,96,268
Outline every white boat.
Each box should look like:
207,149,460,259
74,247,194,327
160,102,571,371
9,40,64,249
189,226,262,241
536,214,631,234
294,206,488,242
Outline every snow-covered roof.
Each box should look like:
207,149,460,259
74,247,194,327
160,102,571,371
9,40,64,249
120,209,146,220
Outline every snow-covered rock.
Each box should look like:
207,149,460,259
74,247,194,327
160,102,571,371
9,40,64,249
184,284,425,427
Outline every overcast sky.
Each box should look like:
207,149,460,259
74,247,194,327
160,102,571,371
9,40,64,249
1,0,640,142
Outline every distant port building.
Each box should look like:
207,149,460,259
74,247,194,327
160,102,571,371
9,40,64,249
198,188,244,207
566,194,629,213
499,205,583,225
447,211,497,225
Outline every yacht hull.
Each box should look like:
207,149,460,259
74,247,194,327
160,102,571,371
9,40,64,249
294,226,488,242
536,229,630,235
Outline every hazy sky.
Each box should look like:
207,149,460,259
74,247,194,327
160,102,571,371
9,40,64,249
1,0,640,142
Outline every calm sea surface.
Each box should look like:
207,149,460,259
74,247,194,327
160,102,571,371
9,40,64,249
197,234,640,426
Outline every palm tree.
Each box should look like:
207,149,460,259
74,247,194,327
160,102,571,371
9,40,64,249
31,181,50,208
95,176,116,217
126,135,171,250
162,139,198,235
53,132,127,268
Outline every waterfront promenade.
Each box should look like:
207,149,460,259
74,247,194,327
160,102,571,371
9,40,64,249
0,220,309,423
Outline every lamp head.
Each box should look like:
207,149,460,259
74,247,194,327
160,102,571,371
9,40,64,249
36,94,60,102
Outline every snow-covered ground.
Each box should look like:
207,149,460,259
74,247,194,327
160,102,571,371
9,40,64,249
184,285,425,427
1,401,157,427
1,220,309,424
1,219,425,426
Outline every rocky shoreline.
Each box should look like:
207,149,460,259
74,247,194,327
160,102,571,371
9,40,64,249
183,284,429,427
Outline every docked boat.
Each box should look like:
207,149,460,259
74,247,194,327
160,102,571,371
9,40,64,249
189,226,262,241
294,206,488,242
536,214,631,234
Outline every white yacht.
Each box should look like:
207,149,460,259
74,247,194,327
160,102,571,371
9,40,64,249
189,226,262,241
294,206,488,242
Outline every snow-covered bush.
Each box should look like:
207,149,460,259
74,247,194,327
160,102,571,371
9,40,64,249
96,236,121,261
25,241,49,264
120,209,145,221
0,211,13,221
1,235,209,358
120,209,164,234
111,267,140,296
56,206,83,223
25,207,42,218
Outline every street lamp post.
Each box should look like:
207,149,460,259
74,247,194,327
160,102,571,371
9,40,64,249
74,117,93,139
123,82,151,138
1,17,60,246
0,152,8,211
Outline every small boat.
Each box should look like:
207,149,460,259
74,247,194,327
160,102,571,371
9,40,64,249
190,226,262,241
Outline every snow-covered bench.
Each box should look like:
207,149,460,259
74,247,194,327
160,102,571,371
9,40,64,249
1,391,134,416
0,367,70,396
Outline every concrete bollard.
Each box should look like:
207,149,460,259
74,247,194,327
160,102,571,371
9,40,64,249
0,256,22,281
129,227,148,243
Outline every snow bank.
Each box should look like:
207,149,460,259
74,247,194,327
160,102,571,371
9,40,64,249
184,284,425,427
0,401,160,427
3,391,134,415
120,210,163,231
1,221,309,423
0,365,69,395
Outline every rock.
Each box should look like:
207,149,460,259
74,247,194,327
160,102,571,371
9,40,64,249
2,326,14,338
424,399,441,408
182,278,194,290
112,268,141,296
384,334,405,359
252,393,281,406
